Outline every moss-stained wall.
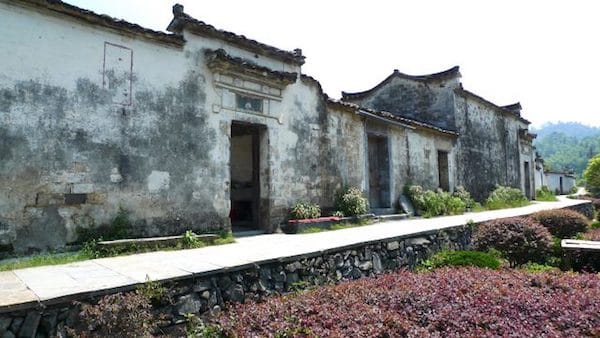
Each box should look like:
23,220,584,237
354,76,459,131
0,1,374,254
454,94,532,201
343,68,532,202
0,2,235,254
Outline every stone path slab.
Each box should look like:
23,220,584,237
0,196,589,312
13,261,137,301
0,272,38,308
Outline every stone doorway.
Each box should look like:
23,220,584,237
230,122,264,232
438,151,449,191
367,134,391,210
524,161,531,199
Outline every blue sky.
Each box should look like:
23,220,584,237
66,0,600,127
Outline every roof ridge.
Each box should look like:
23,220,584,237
454,88,530,124
325,97,458,136
17,0,184,47
167,4,305,66
341,66,461,100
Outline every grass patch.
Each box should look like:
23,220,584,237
300,226,327,234
469,203,487,212
87,231,235,258
0,251,93,272
535,187,558,202
299,219,371,234
331,219,370,230
520,262,560,273
0,231,235,272
419,250,501,271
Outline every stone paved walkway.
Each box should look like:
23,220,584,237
0,196,588,312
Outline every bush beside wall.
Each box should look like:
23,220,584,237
472,217,552,267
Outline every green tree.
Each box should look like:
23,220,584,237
535,131,600,176
583,154,600,196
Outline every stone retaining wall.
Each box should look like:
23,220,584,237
0,224,472,337
566,202,594,220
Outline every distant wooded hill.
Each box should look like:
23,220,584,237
532,122,600,139
532,122,600,177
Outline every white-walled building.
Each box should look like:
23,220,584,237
545,172,576,195
0,0,535,254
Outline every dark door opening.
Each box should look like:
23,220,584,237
438,151,449,191
230,122,261,232
559,176,564,195
523,161,531,199
367,134,390,209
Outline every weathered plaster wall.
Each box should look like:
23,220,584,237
350,77,460,131
1,2,225,254
0,1,372,254
453,96,526,201
363,120,456,210
343,70,534,202
405,129,455,192
519,141,536,199
319,106,367,206
534,160,545,191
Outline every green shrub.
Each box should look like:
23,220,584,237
181,230,205,249
332,210,345,217
535,186,558,202
453,186,476,209
529,209,590,239
485,185,529,210
420,250,501,270
290,202,321,220
137,277,167,305
405,185,424,210
446,195,467,215
591,220,600,229
473,217,553,267
583,154,600,197
334,187,368,217
421,190,444,217
406,186,465,217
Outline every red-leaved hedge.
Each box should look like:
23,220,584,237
204,268,600,337
583,228,600,241
472,217,552,266
586,198,600,213
530,209,590,238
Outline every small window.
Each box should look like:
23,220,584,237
236,94,263,113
